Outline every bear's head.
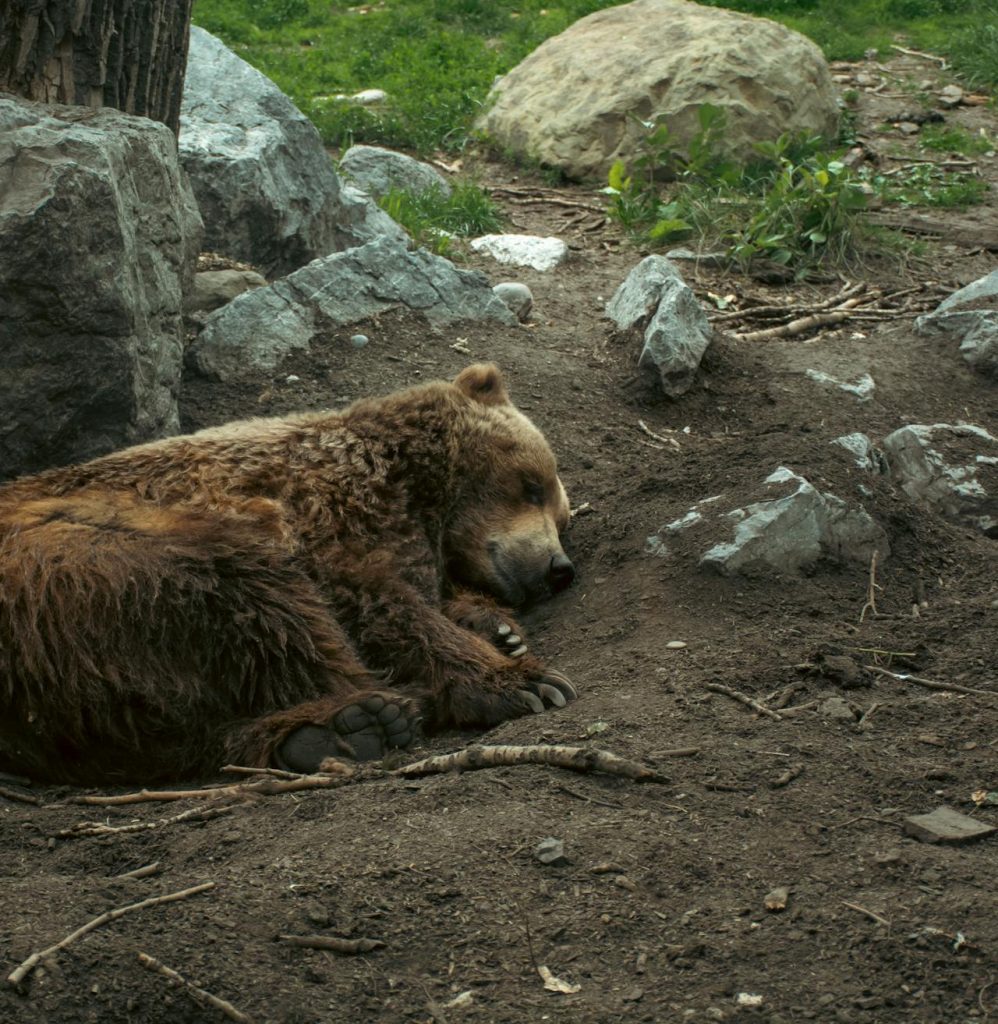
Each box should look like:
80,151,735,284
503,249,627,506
443,364,575,607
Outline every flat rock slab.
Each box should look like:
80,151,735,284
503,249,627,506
904,806,997,844
470,234,568,271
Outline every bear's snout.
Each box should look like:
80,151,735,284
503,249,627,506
547,553,575,593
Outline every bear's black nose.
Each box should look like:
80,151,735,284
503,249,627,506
548,553,576,592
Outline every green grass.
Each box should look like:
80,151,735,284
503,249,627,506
918,123,994,156
375,182,504,255
192,0,998,154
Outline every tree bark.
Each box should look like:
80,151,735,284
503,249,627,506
0,0,194,134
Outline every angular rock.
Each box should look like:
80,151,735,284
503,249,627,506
189,237,516,380
477,0,840,180
915,270,998,378
180,27,404,278
470,234,568,272
186,269,268,314
0,96,202,480
340,145,451,198
607,256,711,398
699,468,889,575
831,433,887,473
904,806,996,844
881,423,998,536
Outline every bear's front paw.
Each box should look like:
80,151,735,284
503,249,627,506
447,597,530,658
438,664,577,729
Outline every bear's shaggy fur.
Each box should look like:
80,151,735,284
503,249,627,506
0,365,577,784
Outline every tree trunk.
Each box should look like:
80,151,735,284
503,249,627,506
0,0,194,134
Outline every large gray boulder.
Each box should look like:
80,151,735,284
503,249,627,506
180,27,404,277
0,96,202,481
188,237,517,381
477,0,840,181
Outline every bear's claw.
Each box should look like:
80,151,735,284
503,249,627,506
277,695,419,771
517,672,577,713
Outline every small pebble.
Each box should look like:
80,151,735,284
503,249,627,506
285,374,300,383
666,640,687,650
535,836,567,865
350,334,368,348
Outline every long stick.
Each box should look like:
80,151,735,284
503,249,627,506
705,683,783,720
57,804,240,839
137,952,254,1023
7,882,215,987
277,934,385,954
396,744,666,782
73,770,353,806
866,665,996,698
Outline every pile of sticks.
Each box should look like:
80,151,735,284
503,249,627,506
710,282,939,342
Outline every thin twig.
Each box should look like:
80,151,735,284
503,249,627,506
842,900,891,928
866,665,996,698
859,550,882,623
638,420,681,449
73,768,354,806
277,934,385,954
705,683,783,721
56,803,241,839
396,744,666,782
890,43,948,67
7,882,215,987
113,862,162,881
138,952,254,1023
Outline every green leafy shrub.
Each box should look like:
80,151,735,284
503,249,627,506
604,105,869,274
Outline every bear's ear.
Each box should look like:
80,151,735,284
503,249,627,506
453,363,510,406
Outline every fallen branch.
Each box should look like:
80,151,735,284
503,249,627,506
57,803,241,839
735,307,855,342
138,952,254,1023
638,419,681,449
73,768,354,806
277,934,386,954
866,665,996,698
0,785,43,806
7,882,215,987
705,683,783,721
890,43,947,67
397,744,666,782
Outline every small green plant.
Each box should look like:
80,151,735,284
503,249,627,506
918,123,993,156
866,163,989,207
377,182,504,255
604,105,869,274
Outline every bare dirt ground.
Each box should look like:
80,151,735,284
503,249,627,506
2,53,996,1024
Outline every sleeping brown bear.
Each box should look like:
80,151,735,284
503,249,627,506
0,364,577,784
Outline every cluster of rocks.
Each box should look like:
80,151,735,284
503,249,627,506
1,29,534,479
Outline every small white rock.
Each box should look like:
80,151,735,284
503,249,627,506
666,641,688,650
350,334,369,348
470,234,568,272
351,88,387,105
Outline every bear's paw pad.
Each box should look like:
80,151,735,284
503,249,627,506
278,696,417,771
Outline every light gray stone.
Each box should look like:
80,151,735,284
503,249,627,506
881,423,998,536
189,237,516,380
831,433,887,473
186,269,268,314
904,806,996,844
699,467,889,576
0,96,202,480
492,282,534,322
805,369,875,402
340,145,451,198
180,27,404,278
935,269,998,313
960,316,998,378
477,0,840,180
470,234,568,271
608,256,712,398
